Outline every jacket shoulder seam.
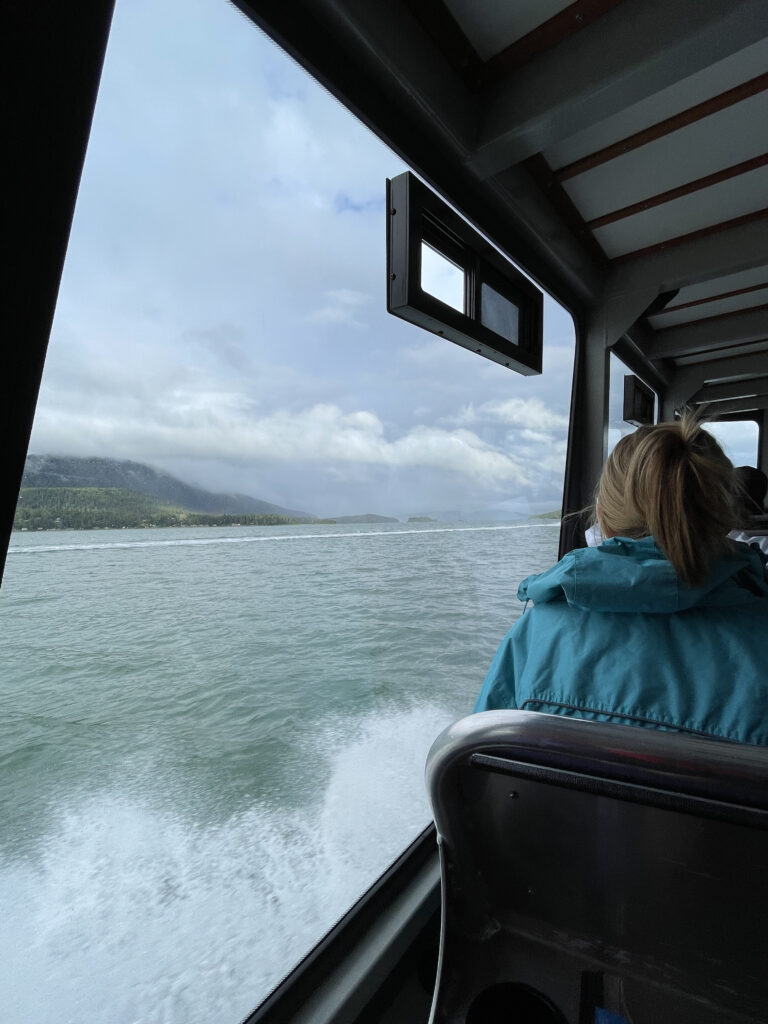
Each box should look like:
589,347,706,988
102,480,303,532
521,692,762,744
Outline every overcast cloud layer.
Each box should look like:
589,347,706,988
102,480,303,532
39,0,753,519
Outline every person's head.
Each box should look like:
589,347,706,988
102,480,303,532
595,414,736,587
734,465,768,520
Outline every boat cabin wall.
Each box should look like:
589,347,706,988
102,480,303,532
2,2,116,586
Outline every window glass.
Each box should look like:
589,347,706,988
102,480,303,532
2,1,575,1020
421,242,465,311
480,282,519,344
704,419,759,468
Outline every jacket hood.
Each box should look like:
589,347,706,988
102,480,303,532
518,536,768,613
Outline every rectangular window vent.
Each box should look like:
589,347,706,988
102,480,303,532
623,374,656,426
386,172,543,375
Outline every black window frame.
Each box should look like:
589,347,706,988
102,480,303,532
623,374,656,427
386,172,543,375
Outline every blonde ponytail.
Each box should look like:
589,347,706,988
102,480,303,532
596,414,736,587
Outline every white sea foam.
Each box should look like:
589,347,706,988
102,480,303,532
8,521,558,556
0,703,455,1024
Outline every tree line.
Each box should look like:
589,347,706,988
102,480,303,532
13,488,302,531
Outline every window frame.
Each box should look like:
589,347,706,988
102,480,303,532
623,374,656,427
386,172,543,375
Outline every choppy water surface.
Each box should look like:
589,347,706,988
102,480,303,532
1,521,559,1023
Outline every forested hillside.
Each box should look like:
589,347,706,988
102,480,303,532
14,488,300,531
22,455,313,519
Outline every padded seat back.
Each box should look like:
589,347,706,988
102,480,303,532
426,711,768,1024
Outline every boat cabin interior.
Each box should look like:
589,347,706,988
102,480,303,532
5,2,768,1023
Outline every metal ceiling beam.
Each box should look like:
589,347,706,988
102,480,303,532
467,0,768,178
482,0,624,87
660,281,768,315
647,306,768,359
692,376,768,404
615,324,670,395
587,153,768,230
556,71,768,180
674,340,768,365
618,215,768,298
702,394,768,416
665,351,768,414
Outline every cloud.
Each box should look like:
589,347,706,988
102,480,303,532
440,397,569,434
305,290,371,328
30,401,529,487
334,193,385,215
29,0,578,515
481,397,570,431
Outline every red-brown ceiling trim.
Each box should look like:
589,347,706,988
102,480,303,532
615,207,768,262
659,281,768,315
556,71,768,181
482,0,624,86
586,152,768,229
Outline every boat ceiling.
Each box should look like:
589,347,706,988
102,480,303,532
241,0,768,414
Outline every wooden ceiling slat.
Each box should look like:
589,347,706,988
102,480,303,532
587,153,768,229
660,281,768,315
616,207,768,262
556,71,768,181
481,0,624,86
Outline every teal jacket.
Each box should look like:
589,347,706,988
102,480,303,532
474,537,768,745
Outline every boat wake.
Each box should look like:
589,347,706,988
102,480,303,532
0,702,455,1024
9,522,558,555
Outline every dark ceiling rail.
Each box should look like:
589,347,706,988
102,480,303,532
522,154,609,268
674,339,768,368
648,306,768,360
481,0,625,87
655,302,768,333
399,0,483,89
659,281,768,315
587,152,768,229
616,207,768,262
692,375,768,404
398,0,625,93
555,70,768,181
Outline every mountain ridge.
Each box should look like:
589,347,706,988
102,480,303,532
22,455,314,520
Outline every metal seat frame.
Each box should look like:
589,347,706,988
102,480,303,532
426,711,768,1024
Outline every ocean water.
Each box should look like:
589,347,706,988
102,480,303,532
1,521,560,1024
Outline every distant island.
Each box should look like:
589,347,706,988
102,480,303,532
14,455,315,531
529,510,561,521
323,513,399,524
407,516,436,523
13,488,305,532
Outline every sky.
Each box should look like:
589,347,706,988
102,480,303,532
34,0,757,521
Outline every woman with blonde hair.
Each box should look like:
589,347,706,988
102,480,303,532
475,415,768,745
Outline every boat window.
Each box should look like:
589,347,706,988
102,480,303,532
704,419,760,468
388,172,543,375
607,351,657,454
2,1,575,1021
